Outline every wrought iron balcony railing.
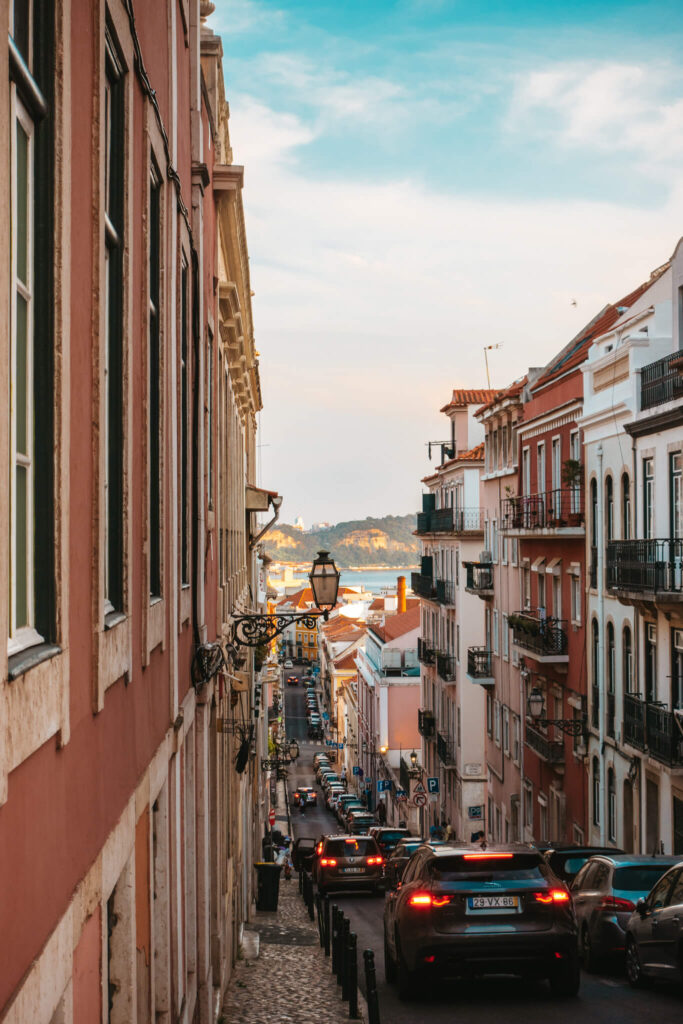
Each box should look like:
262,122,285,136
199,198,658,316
436,653,456,682
464,561,493,595
400,756,413,794
418,708,435,738
510,612,568,658
411,572,436,600
607,539,683,598
434,579,456,606
437,730,456,765
467,646,493,680
525,723,564,764
622,693,683,766
414,507,485,535
417,637,435,665
640,351,683,411
501,488,584,531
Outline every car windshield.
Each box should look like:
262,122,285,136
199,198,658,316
378,831,408,842
559,856,590,877
613,865,672,892
429,853,545,881
326,838,377,856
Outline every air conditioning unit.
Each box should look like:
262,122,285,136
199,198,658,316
479,550,492,563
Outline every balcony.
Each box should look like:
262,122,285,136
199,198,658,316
400,756,413,794
501,489,585,536
418,708,435,739
622,693,683,766
382,647,420,677
607,539,683,607
437,731,456,765
414,507,485,536
525,723,564,765
640,351,683,411
510,612,568,663
466,646,495,685
411,572,436,600
417,637,435,665
463,561,494,598
436,653,457,682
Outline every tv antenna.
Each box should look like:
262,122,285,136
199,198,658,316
483,343,502,389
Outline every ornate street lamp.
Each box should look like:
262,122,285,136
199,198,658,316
409,749,418,769
230,551,340,647
527,687,545,721
526,685,586,738
261,736,301,772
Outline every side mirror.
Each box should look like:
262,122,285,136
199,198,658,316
636,898,647,917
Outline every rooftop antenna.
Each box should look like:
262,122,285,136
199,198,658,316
483,343,502,389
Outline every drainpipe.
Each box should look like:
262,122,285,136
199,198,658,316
631,433,644,854
597,443,606,845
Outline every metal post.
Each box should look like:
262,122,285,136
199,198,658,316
331,906,340,975
348,932,359,1018
363,949,381,1024
306,872,315,920
341,917,350,997
323,895,331,957
337,913,346,986
315,893,324,947
298,869,303,894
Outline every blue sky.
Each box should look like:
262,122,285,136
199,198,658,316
212,0,683,526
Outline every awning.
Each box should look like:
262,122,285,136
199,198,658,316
545,557,562,575
531,556,545,572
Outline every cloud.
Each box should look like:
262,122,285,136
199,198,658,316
211,0,286,36
508,61,683,181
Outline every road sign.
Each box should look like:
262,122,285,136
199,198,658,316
427,777,439,794
413,793,427,807
268,809,276,826
352,766,362,776
322,712,329,720
413,780,426,795
468,805,484,820
377,779,392,792
396,788,407,800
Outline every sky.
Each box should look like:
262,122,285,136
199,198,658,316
212,0,683,526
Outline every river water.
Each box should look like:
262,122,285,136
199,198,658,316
339,567,417,594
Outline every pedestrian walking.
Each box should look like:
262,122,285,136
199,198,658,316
377,800,386,825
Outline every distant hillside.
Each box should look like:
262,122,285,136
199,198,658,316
265,514,419,568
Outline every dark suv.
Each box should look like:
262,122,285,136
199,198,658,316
316,835,385,896
384,844,579,1000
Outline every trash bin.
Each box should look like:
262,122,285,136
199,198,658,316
254,862,282,911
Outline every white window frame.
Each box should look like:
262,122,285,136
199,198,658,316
551,435,561,491
493,609,499,655
502,612,509,659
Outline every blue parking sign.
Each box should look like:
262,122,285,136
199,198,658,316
427,777,439,794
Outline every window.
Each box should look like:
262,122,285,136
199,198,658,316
537,572,545,615
494,699,501,745
148,165,161,599
537,442,545,492
569,430,581,513
591,618,600,728
623,624,633,694
502,536,508,565
605,475,614,543
621,472,631,540
180,257,190,586
456,623,460,662
671,452,682,539
524,781,533,835
592,758,600,826
607,623,615,694
207,329,214,508
552,573,561,619
522,447,530,495
513,714,520,762
522,566,530,610
538,797,548,842
502,612,509,658
551,437,561,491
493,610,499,655
590,478,598,547
492,519,498,561
672,629,683,711
511,537,518,566
104,26,125,616
570,572,581,623
608,768,616,843
503,706,510,754
8,0,56,657
643,457,654,540
486,692,492,736
645,622,656,702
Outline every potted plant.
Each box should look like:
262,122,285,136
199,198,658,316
562,459,584,525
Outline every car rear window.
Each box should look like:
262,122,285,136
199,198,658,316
429,853,545,881
613,865,673,891
378,831,409,842
326,838,378,856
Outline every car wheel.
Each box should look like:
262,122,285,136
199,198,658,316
549,955,581,998
396,937,421,1001
580,925,599,973
626,937,650,989
384,930,397,983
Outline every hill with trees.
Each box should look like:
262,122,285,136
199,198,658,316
264,514,419,568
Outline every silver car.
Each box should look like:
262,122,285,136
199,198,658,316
625,861,683,987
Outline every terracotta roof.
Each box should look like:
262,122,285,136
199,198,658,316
440,389,497,413
368,596,419,611
475,376,527,416
421,442,485,480
334,653,358,671
276,585,356,612
532,265,670,391
370,604,420,642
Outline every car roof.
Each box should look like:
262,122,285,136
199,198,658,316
428,842,541,858
581,854,683,867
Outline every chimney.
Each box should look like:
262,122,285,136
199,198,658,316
397,576,406,614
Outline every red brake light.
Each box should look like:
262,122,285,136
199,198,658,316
408,893,433,906
600,895,635,913
463,853,514,861
320,858,337,867
535,889,570,904
431,895,451,907
366,856,384,865
316,843,323,855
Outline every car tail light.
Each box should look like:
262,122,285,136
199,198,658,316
366,856,384,865
408,892,451,908
534,890,571,904
320,858,337,867
463,853,513,861
600,895,635,913
316,842,323,855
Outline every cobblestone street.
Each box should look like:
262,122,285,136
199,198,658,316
221,872,361,1024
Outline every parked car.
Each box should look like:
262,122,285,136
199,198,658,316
325,785,346,808
347,811,375,835
369,827,412,858
291,837,317,872
542,845,624,885
316,834,385,896
384,844,580,1001
384,838,448,889
292,786,317,806
283,659,293,668
625,861,683,987
570,853,681,970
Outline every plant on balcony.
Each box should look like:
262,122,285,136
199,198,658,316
562,459,582,487
507,613,525,631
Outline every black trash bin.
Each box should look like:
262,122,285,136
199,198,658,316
254,862,282,911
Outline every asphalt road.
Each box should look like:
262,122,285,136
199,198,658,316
282,677,683,1024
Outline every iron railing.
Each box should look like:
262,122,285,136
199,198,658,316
607,539,683,596
435,578,456,605
414,507,485,534
411,572,436,600
607,692,615,738
467,646,493,679
640,351,683,411
501,488,584,530
525,723,564,764
510,613,568,657
418,708,435,738
622,694,683,765
416,512,431,534
436,653,457,682
437,731,456,765
464,561,493,594
417,637,435,665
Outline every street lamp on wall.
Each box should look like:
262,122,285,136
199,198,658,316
526,686,587,738
230,551,340,648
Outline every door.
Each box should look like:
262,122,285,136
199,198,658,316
646,778,660,855
639,870,677,972
655,868,683,974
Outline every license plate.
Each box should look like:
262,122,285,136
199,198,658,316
343,867,365,874
469,895,518,910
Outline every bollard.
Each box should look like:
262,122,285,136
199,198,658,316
337,913,347,987
340,916,350,995
363,949,381,1024
348,932,359,1019
323,895,331,957
331,906,340,975
315,894,324,947
306,872,315,921
298,869,303,894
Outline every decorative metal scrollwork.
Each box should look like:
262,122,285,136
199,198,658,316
231,611,325,647
191,642,226,688
536,716,587,738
